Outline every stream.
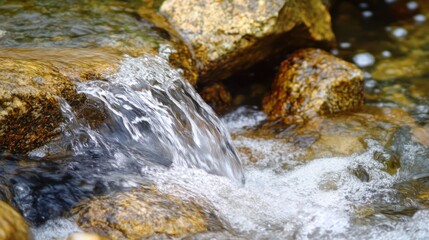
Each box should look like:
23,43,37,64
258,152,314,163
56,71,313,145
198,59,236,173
1,0,429,239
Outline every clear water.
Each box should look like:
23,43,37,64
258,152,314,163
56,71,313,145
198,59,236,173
56,55,244,184
2,0,429,239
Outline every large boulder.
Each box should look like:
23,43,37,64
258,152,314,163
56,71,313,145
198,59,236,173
73,186,221,240
160,0,335,83
263,48,364,123
0,201,30,240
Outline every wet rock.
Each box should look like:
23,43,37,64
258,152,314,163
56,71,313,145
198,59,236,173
372,53,429,81
0,200,30,240
73,186,221,240
67,232,108,240
391,126,429,179
160,0,335,83
370,0,429,81
263,48,364,123
0,48,122,153
137,7,198,85
198,83,232,115
235,106,415,163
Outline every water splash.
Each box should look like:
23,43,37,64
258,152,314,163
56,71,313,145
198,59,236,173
57,55,244,184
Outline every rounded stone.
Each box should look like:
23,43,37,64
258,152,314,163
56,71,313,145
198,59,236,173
263,48,364,123
0,201,30,240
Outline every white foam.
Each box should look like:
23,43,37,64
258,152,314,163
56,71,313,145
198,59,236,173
149,140,412,239
32,219,82,240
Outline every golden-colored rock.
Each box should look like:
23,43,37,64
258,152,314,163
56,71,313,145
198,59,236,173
263,48,364,123
73,186,219,240
238,106,415,162
372,53,429,81
0,48,122,153
67,232,108,240
370,0,429,81
160,0,335,83
137,7,198,85
198,83,232,115
0,201,30,240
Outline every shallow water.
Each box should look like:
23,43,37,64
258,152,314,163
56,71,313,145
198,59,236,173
1,0,429,239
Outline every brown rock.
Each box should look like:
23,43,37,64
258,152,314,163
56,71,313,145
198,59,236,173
198,83,232,115
263,48,364,123
160,0,335,83
0,48,123,153
0,201,30,240
73,186,220,240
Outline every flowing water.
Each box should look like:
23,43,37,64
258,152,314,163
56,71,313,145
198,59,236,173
1,0,429,239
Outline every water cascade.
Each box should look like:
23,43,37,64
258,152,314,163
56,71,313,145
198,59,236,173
47,55,244,184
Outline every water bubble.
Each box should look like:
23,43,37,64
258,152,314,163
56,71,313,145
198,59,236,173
382,50,392,58
340,42,351,49
364,71,372,79
331,49,339,55
407,1,419,10
391,27,408,39
385,0,397,3
414,14,426,23
353,53,375,67
362,11,373,18
359,3,369,9
365,79,378,89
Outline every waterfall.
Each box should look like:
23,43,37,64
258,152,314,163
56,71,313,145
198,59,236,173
55,55,244,184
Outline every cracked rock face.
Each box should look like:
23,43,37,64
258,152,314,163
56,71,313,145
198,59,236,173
160,0,335,83
263,48,364,123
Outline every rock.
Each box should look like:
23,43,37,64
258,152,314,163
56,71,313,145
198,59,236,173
0,2,202,153
67,233,108,240
0,201,30,240
198,83,232,115
371,53,429,81
0,48,122,153
263,48,364,123
73,186,221,240
370,0,429,81
160,0,335,83
234,106,415,163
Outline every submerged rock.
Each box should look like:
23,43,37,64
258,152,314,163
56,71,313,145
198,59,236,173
73,186,221,239
0,200,30,240
160,0,335,83
372,53,429,81
263,48,364,123
369,0,429,81
0,48,122,153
